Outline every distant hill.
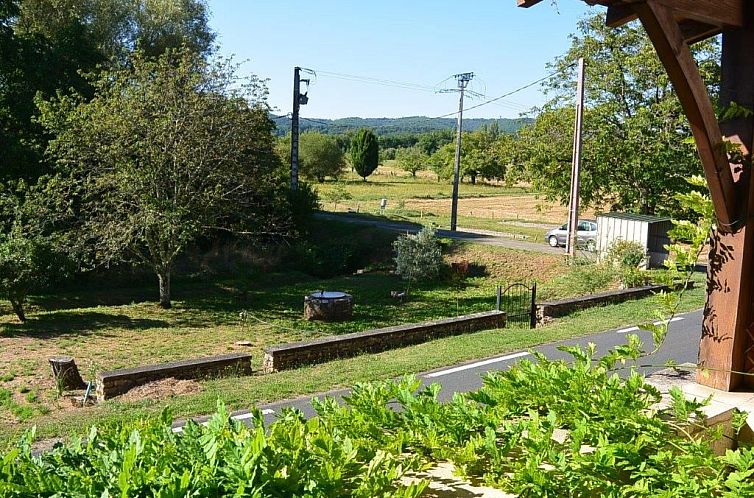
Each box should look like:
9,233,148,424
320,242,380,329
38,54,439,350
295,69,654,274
271,115,533,136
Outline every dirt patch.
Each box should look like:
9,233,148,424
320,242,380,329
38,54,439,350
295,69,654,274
118,378,202,402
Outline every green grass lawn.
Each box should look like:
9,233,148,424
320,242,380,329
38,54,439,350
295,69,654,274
315,163,591,240
0,216,705,447
0,251,706,446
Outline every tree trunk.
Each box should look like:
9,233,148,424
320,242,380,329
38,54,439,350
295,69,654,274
49,356,87,391
9,298,25,322
158,270,172,309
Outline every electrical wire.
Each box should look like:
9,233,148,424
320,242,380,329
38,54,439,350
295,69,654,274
312,69,441,93
433,66,574,119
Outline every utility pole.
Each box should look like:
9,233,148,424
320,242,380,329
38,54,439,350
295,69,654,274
290,67,310,192
291,67,301,192
450,72,474,232
566,58,585,257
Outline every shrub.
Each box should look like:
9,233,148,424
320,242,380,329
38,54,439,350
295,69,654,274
604,239,648,288
292,240,356,278
287,181,320,231
393,227,442,284
0,233,63,322
605,239,646,269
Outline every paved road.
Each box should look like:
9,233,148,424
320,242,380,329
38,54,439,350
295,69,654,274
315,212,571,255
173,308,702,431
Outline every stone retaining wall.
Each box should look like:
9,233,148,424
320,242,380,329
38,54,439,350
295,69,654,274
537,282,691,321
96,353,252,401
263,311,506,373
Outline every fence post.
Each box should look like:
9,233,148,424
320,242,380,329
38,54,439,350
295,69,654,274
496,285,501,312
530,282,538,329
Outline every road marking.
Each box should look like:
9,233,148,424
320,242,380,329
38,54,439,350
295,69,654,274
172,409,275,432
233,409,274,421
616,326,639,334
616,316,685,334
425,352,530,378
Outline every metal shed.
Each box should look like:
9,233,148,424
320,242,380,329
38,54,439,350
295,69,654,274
596,213,673,269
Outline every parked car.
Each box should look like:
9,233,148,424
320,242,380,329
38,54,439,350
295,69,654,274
545,220,598,250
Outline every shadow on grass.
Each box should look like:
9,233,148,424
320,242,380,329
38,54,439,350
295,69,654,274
1,312,170,338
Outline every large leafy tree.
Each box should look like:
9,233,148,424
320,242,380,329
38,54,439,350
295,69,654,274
520,13,720,215
298,132,346,182
0,0,215,184
40,48,286,309
350,128,379,181
396,146,428,178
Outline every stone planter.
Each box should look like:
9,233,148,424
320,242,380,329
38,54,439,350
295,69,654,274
304,291,353,321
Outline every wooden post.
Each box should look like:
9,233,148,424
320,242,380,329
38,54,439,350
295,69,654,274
698,22,754,390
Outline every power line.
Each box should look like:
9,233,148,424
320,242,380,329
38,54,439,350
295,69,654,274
313,69,441,93
434,66,573,118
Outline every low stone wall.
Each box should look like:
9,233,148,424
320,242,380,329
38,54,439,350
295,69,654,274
537,283,691,321
96,353,252,401
263,311,506,373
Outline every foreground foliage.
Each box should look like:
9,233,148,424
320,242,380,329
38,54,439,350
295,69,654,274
2,339,752,497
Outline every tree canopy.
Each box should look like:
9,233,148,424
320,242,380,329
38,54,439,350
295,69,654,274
39,48,286,308
0,0,215,184
518,14,719,215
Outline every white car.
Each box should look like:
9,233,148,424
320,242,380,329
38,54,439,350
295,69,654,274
544,220,598,250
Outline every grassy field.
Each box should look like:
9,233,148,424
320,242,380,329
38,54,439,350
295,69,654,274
316,163,597,240
0,221,704,446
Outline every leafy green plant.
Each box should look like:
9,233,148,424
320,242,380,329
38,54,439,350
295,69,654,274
0,232,63,322
3,338,753,496
605,239,647,269
0,403,427,497
323,181,353,210
393,227,442,290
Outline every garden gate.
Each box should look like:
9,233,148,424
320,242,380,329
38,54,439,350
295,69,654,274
496,282,537,329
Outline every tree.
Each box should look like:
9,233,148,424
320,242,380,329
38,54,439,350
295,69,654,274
519,13,719,215
298,132,346,182
0,232,61,322
0,0,216,185
417,129,454,155
40,48,286,309
15,0,215,60
350,128,379,181
396,146,428,178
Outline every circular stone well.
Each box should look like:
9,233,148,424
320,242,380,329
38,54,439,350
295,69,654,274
304,291,353,321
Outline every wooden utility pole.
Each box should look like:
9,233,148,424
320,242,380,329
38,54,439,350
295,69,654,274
291,66,301,192
450,72,474,232
566,58,586,257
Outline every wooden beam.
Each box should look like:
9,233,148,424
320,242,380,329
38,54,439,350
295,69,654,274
634,0,739,230
655,0,745,29
680,21,723,45
606,5,637,28
516,0,544,7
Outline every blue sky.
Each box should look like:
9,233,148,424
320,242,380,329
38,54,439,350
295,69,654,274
209,1,594,119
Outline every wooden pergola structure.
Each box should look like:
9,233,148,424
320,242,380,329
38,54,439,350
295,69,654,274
518,0,754,391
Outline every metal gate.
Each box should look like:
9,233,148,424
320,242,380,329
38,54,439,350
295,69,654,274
496,282,537,329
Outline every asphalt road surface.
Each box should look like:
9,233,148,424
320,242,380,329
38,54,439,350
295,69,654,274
172,308,703,432
314,212,569,255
